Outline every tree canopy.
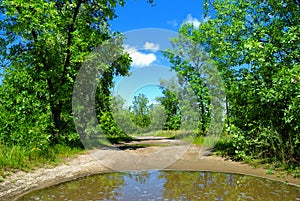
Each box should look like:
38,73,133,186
130,93,151,128
189,0,300,165
0,0,131,149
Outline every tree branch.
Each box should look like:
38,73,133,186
63,0,82,74
15,5,39,43
31,29,38,42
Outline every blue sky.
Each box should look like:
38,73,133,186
110,0,205,106
110,0,204,32
0,1,205,102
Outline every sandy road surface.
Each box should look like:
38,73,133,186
1,137,299,201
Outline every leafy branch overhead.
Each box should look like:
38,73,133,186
0,0,131,148
195,0,300,165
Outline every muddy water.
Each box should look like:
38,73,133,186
18,170,300,201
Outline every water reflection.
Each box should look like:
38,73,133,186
19,171,300,201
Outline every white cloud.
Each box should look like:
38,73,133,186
185,14,201,27
124,45,157,67
143,42,160,52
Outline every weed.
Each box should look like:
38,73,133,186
0,144,83,180
266,168,274,175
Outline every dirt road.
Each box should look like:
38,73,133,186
1,137,299,201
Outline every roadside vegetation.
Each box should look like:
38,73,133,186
0,0,299,180
0,0,133,179
0,144,83,180
160,0,300,176
198,0,300,177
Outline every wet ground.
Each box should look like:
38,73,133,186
1,137,300,200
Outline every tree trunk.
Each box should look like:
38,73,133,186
47,77,62,140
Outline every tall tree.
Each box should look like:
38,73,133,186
196,0,300,164
0,0,131,146
164,32,213,135
148,104,167,131
130,93,151,128
157,80,181,130
157,87,181,130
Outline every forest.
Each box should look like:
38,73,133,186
0,0,299,178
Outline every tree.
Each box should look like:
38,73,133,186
0,0,131,147
194,0,300,164
164,31,214,135
157,86,181,130
111,95,137,135
148,104,167,131
130,93,151,128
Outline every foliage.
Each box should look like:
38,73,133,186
158,0,300,170
112,95,167,135
0,143,83,178
0,0,132,150
0,68,52,149
164,32,214,135
148,103,167,132
157,87,181,130
99,111,132,143
129,93,151,128
94,52,131,141
111,95,136,134
95,51,132,124
195,0,300,167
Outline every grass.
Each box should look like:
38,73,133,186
130,130,175,138
213,134,300,178
115,130,300,179
154,130,196,139
153,130,177,138
154,130,221,147
192,135,220,147
0,144,84,181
